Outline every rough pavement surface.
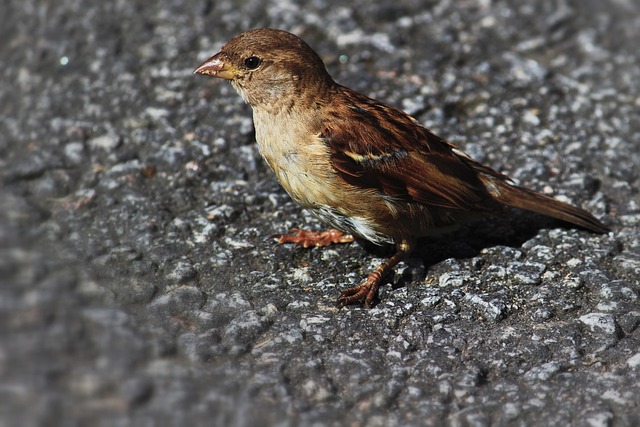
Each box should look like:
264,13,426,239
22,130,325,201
2,0,639,426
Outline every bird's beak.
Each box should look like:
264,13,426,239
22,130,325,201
194,52,237,80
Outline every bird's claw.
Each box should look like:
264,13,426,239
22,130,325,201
271,228,354,248
336,276,380,309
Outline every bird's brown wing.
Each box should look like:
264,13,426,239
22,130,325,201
323,86,505,212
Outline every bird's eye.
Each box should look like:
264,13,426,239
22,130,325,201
244,56,262,70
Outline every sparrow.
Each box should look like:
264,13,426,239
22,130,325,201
194,28,609,308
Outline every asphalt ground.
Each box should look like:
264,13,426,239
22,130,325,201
1,0,639,425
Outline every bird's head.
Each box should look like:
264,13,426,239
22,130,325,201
195,28,334,111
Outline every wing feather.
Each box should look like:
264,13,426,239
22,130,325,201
324,85,502,211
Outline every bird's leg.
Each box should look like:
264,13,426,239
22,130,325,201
271,228,354,248
337,240,414,308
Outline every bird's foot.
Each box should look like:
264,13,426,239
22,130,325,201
336,240,413,308
337,273,381,309
271,228,354,248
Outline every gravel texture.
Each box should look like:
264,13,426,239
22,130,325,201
2,0,639,426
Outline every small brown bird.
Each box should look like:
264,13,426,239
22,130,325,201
194,28,608,308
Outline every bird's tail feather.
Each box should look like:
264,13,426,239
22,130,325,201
490,181,609,233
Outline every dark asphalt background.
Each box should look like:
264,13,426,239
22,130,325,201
2,0,639,426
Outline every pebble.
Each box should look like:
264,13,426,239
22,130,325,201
464,294,508,321
507,262,547,286
613,253,640,275
578,313,619,335
439,271,469,288
89,133,121,151
149,286,204,317
63,141,86,165
168,260,197,283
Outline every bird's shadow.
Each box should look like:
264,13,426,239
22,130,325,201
359,208,577,286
